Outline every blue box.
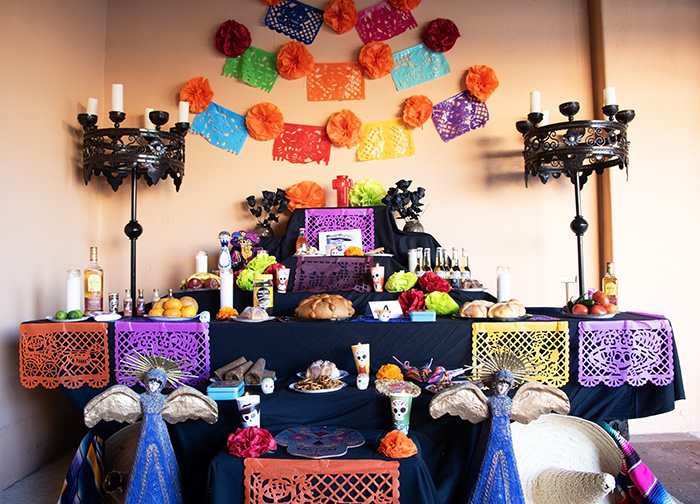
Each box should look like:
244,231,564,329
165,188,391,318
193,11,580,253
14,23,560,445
206,380,244,400
410,310,436,322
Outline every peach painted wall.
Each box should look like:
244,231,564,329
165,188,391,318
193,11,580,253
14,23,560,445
1,0,698,489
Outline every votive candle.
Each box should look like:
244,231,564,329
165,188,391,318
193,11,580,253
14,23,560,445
144,108,155,129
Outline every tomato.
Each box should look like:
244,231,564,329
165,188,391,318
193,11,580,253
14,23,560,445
590,304,609,315
592,290,610,306
571,303,589,314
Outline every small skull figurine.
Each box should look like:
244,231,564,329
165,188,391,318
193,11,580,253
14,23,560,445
261,377,275,395
354,347,369,374
391,399,409,421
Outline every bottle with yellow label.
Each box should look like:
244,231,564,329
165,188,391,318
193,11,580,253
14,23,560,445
602,262,618,307
83,246,103,314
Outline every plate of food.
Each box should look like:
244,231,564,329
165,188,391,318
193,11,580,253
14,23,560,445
45,315,91,323
145,315,200,322
290,377,347,393
230,316,274,323
452,314,532,322
296,369,349,379
426,380,471,394
561,310,616,320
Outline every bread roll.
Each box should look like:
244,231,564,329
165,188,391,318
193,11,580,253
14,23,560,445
238,306,270,320
487,299,526,318
294,294,354,320
459,300,493,318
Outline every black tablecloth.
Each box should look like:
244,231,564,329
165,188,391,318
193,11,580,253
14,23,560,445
58,311,685,504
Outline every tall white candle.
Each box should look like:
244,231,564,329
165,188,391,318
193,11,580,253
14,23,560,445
530,91,541,113
603,86,616,106
540,110,550,126
66,269,82,312
497,266,511,302
178,101,189,123
87,97,98,116
195,250,208,273
144,108,155,129
112,84,124,112
219,269,234,308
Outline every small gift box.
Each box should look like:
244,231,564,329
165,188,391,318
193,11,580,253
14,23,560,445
410,310,436,322
207,380,245,400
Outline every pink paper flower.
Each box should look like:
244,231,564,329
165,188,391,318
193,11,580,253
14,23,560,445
227,427,277,458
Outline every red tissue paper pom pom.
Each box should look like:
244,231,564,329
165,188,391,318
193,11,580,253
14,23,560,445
215,19,252,58
398,289,426,316
227,427,277,458
418,272,451,293
422,18,460,53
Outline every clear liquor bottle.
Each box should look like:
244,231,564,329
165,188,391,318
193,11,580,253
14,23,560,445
123,288,133,317
136,288,145,316
83,246,103,314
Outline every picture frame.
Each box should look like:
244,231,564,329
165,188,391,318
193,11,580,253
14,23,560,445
318,229,363,256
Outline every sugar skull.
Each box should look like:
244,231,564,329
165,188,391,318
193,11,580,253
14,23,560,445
391,398,409,421
353,344,369,374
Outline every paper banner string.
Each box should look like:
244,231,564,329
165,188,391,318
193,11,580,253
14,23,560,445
431,91,490,143
357,118,414,161
355,1,418,44
222,46,278,93
191,102,249,155
391,43,451,91
265,0,324,45
307,62,366,102
272,123,332,165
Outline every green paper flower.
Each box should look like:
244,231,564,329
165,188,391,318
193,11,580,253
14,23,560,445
384,270,418,293
349,178,387,207
246,254,277,274
236,269,256,291
425,291,459,315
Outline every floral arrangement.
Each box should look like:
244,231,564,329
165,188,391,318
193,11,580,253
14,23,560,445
326,109,362,148
286,180,326,212
387,0,421,11
376,363,404,380
246,189,290,227
245,102,285,141
382,179,426,221
402,95,433,128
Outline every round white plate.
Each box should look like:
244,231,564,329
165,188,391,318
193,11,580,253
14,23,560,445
289,381,347,394
461,287,488,292
562,311,616,320
366,253,393,257
45,315,91,323
145,315,200,322
296,369,349,379
93,313,122,322
230,316,273,323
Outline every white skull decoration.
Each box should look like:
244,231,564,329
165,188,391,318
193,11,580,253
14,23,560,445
391,399,409,421
354,347,368,368
240,403,260,427
371,269,382,282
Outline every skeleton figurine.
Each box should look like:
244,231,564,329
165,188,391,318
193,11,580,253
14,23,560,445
84,354,218,504
429,351,570,504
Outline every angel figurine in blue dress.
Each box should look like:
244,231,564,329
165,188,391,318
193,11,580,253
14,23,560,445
429,351,570,504
84,354,218,504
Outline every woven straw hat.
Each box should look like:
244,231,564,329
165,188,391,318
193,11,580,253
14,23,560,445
511,414,623,504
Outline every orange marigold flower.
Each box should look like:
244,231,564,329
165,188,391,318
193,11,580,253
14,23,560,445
378,430,418,458
245,102,285,141
276,41,315,80
326,109,362,148
376,364,404,380
402,95,433,128
386,0,421,11
324,0,358,34
179,77,214,114
358,41,394,79
344,246,364,257
465,64,499,102
286,181,326,213
216,307,239,320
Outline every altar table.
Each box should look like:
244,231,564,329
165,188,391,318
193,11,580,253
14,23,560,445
20,309,684,504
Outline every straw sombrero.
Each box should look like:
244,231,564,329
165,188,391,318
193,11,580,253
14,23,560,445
511,414,623,504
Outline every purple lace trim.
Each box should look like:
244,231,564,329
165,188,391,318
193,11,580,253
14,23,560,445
355,1,418,44
293,256,372,292
304,208,375,252
114,320,210,387
578,319,674,387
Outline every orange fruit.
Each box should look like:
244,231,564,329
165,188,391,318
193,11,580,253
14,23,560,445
164,298,183,310
181,305,197,317
180,296,199,312
164,308,182,317
149,308,165,316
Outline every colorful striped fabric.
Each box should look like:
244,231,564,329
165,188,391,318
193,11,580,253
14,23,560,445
58,431,105,504
603,423,675,504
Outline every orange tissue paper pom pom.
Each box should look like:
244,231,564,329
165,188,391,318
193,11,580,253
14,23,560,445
326,109,362,148
260,0,285,5
286,181,326,213
465,64,500,102
245,102,285,141
276,41,315,80
378,430,418,458
324,0,358,34
402,95,433,128
179,77,214,114
376,364,404,380
387,0,421,11
358,41,394,79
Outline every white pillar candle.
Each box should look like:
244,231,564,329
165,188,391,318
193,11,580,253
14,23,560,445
530,91,541,113
195,250,208,273
66,269,82,312
112,84,123,112
219,269,234,309
178,101,190,123
144,108,155,129
87,97,98,116
540,110,550,126
603,86,616,106
497,266,511,302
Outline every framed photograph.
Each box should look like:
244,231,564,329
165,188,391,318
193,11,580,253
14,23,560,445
318,229,363,256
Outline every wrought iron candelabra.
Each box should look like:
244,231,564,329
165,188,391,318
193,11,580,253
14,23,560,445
515,100,634,297
77,109,188,303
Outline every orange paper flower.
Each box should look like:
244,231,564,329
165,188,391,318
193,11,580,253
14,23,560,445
276,41,315,80
260,0,285,5
376,364,404,380
386,0,421,11
358,41,394,79
324,0,358,34
326,109,362,148
402,95,433,128
246,102,285,141
286,181,326,212
465,64,500,102
344,246,364,257
378,430,418,458
179,77,214,114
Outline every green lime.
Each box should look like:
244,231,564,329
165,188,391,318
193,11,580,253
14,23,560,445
55,310,68,320
67,309,83,319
